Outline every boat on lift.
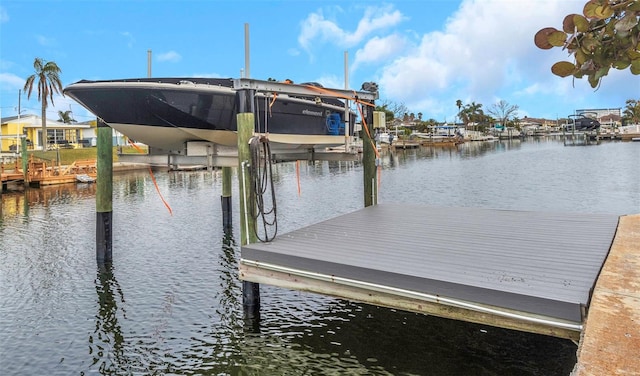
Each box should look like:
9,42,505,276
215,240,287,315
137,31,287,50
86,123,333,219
64,77,358,153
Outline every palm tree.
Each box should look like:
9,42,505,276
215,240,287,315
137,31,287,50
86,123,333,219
23,57,64,150
622,99,640,124
57,110,75,124
456,99,462,124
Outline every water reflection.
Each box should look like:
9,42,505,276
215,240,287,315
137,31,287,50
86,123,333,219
0,190,29,222
216,228,244,334
91,263,127,374
1,184,96,221
1,140,637,375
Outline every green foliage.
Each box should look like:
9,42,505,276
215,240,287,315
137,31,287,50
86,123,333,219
375,104,395,122
535,0,640,87
458,102,492,126
23,57,64,110
623,98,640,123
57,110,75,124
24,57,64,148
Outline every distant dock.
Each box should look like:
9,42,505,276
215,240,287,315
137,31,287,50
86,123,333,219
2,158,149,190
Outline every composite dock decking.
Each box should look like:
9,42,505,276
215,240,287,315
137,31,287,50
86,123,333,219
240,204,620,340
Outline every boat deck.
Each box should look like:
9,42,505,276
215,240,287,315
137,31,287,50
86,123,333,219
240,204,620,340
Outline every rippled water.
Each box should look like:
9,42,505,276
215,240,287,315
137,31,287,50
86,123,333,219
1,139,638,375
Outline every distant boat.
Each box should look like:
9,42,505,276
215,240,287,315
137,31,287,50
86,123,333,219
76,174,96,183
64,78,357,153
566,115,601,132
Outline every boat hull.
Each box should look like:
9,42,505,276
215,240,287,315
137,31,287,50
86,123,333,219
64,78,354,152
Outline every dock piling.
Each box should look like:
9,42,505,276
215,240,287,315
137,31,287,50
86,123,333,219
221,166,232,229
361,101,377,207
96,119,113,264
237,88,260,320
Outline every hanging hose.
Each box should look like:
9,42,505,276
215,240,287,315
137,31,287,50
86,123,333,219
248,135,278,242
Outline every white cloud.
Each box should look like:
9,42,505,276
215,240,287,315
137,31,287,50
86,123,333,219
157,51,182,63
351,34,407,71
0,6,8,23
298,5,405,54
377,0,585,118
0,72,26,91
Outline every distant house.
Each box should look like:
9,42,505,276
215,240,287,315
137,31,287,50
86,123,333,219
599,114,623,129
0,114,94,151
572,108,625,132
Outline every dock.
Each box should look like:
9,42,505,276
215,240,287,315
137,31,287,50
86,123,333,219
240,204,621,341
27,158,97,186
572,213,640,375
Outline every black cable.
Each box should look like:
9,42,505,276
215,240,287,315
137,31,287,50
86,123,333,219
248,136,278,242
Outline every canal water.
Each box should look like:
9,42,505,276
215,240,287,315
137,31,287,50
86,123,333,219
1,139,638,375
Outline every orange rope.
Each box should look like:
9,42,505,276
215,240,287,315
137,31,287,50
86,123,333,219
128,139,173,216
356,102,381,159
269,93,277,117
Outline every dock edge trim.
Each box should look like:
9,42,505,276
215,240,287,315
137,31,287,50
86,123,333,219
240,258,583,332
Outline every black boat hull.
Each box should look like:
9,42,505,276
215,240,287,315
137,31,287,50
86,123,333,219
64,78,354,151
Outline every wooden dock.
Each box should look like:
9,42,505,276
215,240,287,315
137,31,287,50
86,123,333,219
390,140,421,149
240,204,621,341
1,158,97,187
1,159,24,187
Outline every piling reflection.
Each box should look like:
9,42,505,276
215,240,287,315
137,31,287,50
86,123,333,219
0,190,29,223
91,263,127,374
211,228,247,365
216,228,243,329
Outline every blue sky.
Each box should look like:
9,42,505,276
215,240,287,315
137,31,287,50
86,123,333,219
1,0,638,124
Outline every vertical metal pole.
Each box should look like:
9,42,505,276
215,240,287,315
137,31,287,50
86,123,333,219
237,88,260,320
221,166,232,230
362,101,377,207
344,51,350,150
244,23,250,79
96,119,113,264
147,50,152,78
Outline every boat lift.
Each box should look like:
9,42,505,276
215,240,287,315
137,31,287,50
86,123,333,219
117,79,379,168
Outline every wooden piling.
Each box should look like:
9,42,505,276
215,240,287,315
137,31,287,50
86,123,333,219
96,119,113,264
362,101,377,207
221,166,232,229
237,89,260,319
